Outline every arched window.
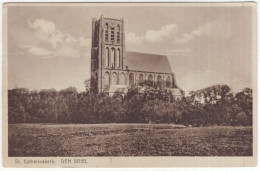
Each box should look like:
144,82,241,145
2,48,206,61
166,76,171,88
111,48,115,68
105,23,109,42
117,25,120,43
147,74,153,86
129,73,134,86
104,72,110,86
148,74,153,81
172,77,176,88
105,47,109,67
157,75,162,88
111,27,115,41
139,74,144,86
111,72,118,85
119,73,125,85
116,49,120,68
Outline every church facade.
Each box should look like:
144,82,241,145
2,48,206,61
90,15,184,98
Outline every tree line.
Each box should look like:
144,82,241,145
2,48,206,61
8,82,252,126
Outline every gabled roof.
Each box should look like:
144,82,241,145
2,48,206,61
126,51,173,73
170,88,183,96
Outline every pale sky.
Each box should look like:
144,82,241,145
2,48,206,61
7,4,254,92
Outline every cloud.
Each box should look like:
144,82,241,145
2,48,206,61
55,46,81,58
27,47,54,57
126,23,178,45
175,20,232,45
16,19,91,58
174,33,194,45
144,24,178,43
28,19,55,33
125,33,143,45
28,19,62,49
126,21,231,47
166,48,194,57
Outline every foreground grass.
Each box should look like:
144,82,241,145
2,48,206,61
8,124,252,156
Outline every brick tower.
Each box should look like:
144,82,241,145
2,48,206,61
91,15,126,93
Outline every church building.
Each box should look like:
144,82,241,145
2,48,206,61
90,15,184,98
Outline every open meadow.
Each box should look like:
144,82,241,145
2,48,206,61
8,124,252,156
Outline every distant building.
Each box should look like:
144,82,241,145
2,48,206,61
90,15,184,99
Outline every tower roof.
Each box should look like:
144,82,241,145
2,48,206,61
126,51,173,73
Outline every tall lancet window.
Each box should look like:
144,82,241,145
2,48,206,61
148,74,153,86
111,27,115,41
157,75,162,88
119,73,125,85
139,74,144,86
112,72,118,85
104,72,110,86
166,76,171,88
111,48,116,68
105,47,109,67
116,25,120,43
116,49,120,68
105,23,109,42
129,73,134,86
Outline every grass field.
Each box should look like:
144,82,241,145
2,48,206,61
8,124,252,156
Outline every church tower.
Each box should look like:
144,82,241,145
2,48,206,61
90,15,184,98
91,15,126,93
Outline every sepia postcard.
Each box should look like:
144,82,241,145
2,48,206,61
2,2,257,167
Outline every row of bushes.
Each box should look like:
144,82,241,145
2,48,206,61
8,84,252,126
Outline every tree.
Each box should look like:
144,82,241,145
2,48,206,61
232,88,253,125
7,84,253,126
84,79,91,92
